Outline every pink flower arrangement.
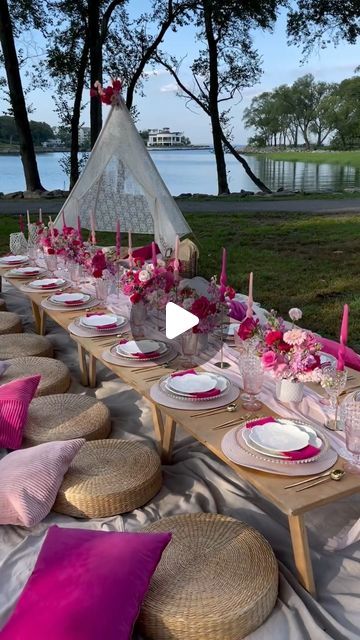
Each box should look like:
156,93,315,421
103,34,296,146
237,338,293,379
236,308,323,381
91,250,107,278
90,79,122,106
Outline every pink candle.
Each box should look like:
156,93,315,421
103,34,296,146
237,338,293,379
62,211,66,229
90,211,96,245
19,214,24,233
246,272,254,318
128,230,133,267
219,247,227,300
337,303,349,371
174,235,180,279
77,215,83,241
151,241,157,267
26,209,30,229
116,220,121,257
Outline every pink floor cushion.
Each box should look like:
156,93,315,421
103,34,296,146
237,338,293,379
0,439,85,526
0,526,172,640
0,375,41,449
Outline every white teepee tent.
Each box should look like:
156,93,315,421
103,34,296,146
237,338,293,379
53,97,191,256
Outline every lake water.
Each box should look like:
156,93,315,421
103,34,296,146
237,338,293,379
0,149,358,194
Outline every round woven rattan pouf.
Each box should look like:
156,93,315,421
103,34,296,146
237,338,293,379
1,357,70,396
53,439,162,518
0,333,53,359
0,311,22,335
23,394,111,446
139,513,278,640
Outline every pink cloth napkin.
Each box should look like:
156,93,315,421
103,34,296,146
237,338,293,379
245,416,320,461
96,323,118,329
125,243,160,261
86,312,106,317
171,369,221,399
41,284,59,289
320,336,360,371
64,299,85,306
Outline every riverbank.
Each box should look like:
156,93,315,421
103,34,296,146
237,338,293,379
263,150,360,170
1,209,359,348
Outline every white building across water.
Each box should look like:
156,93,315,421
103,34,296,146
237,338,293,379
148,127,184,147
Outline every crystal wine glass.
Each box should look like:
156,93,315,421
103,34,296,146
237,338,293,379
320,364,347,430
343,396,360,474
239,354,263,411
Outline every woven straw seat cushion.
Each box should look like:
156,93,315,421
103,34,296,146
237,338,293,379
0,333,53,359
139,513,278,640
53,439,162,518
24,394,111,446
0,311,21,334
1,357,70,396
0,299,6,311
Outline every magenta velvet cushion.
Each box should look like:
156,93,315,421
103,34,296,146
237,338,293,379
0,439,85,526
0,526,171,640
127,243,160,261
0,375,41,449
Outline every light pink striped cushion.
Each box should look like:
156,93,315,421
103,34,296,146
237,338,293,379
0,375,41,449
0,439,85,526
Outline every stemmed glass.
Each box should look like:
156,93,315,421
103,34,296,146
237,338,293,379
238,354,263,411
320,364,347,430
343,395,360,474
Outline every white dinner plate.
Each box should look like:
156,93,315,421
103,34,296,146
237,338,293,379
168,372,217,394
116,339,163,357
0,255,28,264
320,352,337,367
249,420,310,452
165,373,228,397
49,292,89,304
215,323,240,338
29,278,66,289
241,426,322,459
80,314,126,328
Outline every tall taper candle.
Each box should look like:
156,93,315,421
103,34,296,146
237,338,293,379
26,209,30,229
337,303,349,372
19,214,24,233
246,272,254,318
39,207,42,223
219,247,227,300
128,230,133,267
174,235,180,279
90,211,96,245
151,241,157,267
116,220,121,257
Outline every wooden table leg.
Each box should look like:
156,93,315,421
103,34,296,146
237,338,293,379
77,343,88,386
150,403,165,455
162,415,176,464
31,301,42,334
39,309,46,336
288,513,316,597
88,354,97,388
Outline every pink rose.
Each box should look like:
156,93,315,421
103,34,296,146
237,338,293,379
261,351,278,369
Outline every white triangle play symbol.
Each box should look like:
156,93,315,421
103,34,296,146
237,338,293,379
165,302,199,339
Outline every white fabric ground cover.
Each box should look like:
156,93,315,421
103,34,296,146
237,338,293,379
0,282,360,639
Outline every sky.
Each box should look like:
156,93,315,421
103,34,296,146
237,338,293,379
7,4,360,145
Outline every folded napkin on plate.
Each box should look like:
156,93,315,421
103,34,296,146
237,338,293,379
170,369,221,398
41,284,60,289
117,339,160,359
320,336,360,371
64,300,85,306
245,416,320,461
96,323,117,329
86,312,106,317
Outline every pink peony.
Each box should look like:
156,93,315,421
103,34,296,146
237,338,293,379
238,317,258,340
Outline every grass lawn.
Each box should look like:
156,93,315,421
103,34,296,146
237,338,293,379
263,150,360,171
2,210,360,350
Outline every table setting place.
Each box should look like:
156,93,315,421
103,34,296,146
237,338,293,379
101,337,178,369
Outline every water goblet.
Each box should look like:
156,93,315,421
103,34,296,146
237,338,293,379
44,252,58,275
239,354,263,411
94,277,109,304
343,397,360,474
320,364,347,430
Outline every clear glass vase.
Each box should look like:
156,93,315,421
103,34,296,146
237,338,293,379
180,331,199,367
44,253,58,274
94,278,109,304
131,300,147,327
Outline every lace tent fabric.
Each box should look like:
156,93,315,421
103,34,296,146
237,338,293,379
53,96,192,256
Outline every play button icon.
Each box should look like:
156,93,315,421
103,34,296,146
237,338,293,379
165,302,199,339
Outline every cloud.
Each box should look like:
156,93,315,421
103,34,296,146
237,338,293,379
143,68,169,78
160,82,178,93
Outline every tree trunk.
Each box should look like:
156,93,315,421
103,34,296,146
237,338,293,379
221,132,272,193
203,5,229,195
294,126,298,147
69,37,90,188
0,0,44,191
88,0,102,147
